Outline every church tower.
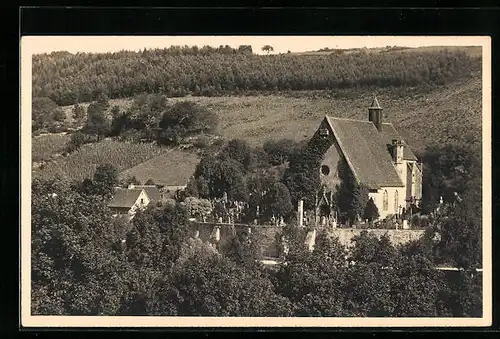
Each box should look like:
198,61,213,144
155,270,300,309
368,95,383,132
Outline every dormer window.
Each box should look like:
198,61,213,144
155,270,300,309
319,128,329,138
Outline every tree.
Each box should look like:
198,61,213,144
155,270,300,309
83,101,110,137
420,143,480,213
282,147,321,210
220,139,254,171
350,232,398,267
193,156,248,202
31,178,127,315
95,92,110,111
125,202,191,271
110,112,129,137
363,198,380,222
72,104,86,122
92,164,119,197
263,182,293,221
220,228,262,267
262,45,274,54
32,97,65,131
184,178,199,198
169,239,294,316
110,105,121,119
145,178,155,185
159,101,218,135
65,131,91,153
336,160,369,224
127,94,166,130
238,45,253,55
181,197,213,220
433,198,481,270
121,175,141,187
273,227,350,316
389,252,449,317
263,139,299,166
53,108,66,123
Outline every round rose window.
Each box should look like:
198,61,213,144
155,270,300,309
321,165,330,175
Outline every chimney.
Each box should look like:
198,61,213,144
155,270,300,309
368,95,383,132
391,139,404,163
298,199,304,227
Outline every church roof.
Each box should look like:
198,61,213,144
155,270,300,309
324,116,409,189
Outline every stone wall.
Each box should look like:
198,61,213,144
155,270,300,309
192,222,281,258
328,228,425,248
190,223,424,258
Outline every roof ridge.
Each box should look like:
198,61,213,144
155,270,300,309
325,115,372,123
127,188,145,192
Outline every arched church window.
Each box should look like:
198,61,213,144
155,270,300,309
394,190,399,212
383,190,388,211
320,165,330,175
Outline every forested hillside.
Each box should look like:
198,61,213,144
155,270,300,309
32,46,480,106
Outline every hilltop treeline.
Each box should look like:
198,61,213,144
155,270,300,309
33,47,479,106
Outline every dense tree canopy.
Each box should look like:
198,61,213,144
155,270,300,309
420,142,481,213
32,48,479,106
263,139,302,166
32,174,482,317
219,139,254,171
263,182,293,221
193,155,248,202
32,97,66,131
31,178,127,315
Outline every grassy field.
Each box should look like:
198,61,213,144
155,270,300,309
56,72,482,156
33,140,172,182
32,133,71,162
118,149,200,186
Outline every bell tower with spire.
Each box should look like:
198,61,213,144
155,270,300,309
368,95,383,132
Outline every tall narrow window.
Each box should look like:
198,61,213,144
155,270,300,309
383,190,388,211
394,190,399,213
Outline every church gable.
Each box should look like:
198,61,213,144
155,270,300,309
306,118,342,190
324,116,404,189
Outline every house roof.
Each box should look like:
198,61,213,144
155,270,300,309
132,185,161,202
324,116,407,189
108,188,145,208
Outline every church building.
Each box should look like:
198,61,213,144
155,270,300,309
311,96,423,222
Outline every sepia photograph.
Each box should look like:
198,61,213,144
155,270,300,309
20,35,491,327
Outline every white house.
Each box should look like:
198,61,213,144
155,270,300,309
107,187,150,217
